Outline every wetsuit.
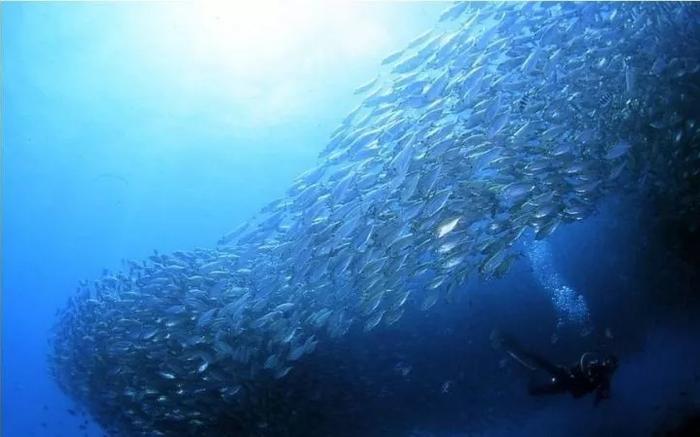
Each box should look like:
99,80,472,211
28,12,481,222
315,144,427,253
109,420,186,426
524,353,611,405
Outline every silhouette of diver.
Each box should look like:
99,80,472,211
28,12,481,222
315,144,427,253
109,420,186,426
491,330,618,405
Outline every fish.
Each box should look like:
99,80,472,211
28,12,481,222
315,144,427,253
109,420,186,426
364,310,385,332
275,366,294,379
49,3,700,435
420,288,440,311
436,217,460,238
605,141,632,160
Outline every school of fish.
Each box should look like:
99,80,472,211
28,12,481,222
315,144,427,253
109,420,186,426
50,2,700,435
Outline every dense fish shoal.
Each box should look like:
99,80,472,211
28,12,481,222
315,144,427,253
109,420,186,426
50,2,700,435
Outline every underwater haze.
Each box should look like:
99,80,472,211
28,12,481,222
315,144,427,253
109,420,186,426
3,2,700,437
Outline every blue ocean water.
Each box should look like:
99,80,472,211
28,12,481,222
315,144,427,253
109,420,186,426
2,3,446,435
3,2,699,437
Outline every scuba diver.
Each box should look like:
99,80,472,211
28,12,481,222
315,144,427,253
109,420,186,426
491,330,618,405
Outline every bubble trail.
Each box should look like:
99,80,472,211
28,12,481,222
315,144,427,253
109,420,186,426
527,239,591,333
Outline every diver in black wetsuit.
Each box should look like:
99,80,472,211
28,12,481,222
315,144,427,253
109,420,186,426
491,331,618,405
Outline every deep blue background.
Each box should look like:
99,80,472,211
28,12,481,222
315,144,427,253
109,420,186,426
3,3,699,437
1,2,446,435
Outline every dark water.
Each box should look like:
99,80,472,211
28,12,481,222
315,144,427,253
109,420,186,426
236,195,700,436
3,2,700,437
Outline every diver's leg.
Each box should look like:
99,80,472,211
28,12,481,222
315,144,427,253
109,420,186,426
492,331,564,376
515,351,566,378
